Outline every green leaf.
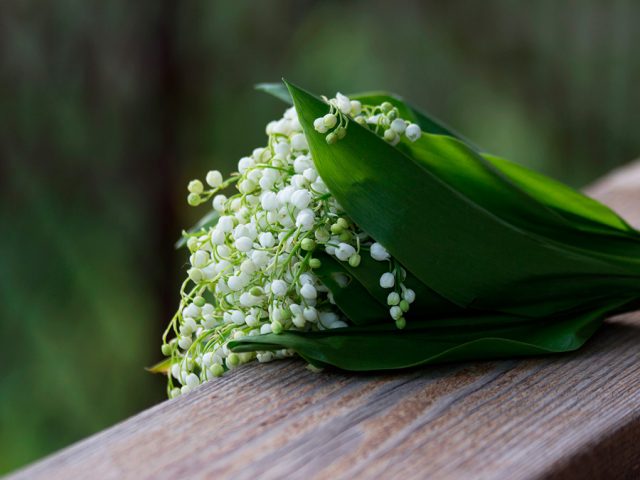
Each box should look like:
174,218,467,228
146,357,171,374
255,82,293,104
396,134,640,268
483,152,636,235
285,80,640,317
230,296,634,370
175,210,220,249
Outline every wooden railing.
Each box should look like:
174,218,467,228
8,162,640,480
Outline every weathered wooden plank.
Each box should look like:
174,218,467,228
8,162,640,480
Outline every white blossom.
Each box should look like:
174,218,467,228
380,272,395,288
271,279,288,297
206,170,223,188
405,123,422,142
300,283,317,299
371,242,390,261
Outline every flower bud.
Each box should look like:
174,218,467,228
206,170,223,187
380,272,395,288
402,288,416,304
348,253,361,267
226,353,240,368
399,300,410,312
271,320,283,334
390,119,407,134
405,123,422,142
245,287,261,300
323,113,338,128
187,193,201,206
188,180,204,194
330,223,343,234
313,117,328,133
384,129,398,143
387,292,400,306
301,238,316,251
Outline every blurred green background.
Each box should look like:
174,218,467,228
1,0,638,474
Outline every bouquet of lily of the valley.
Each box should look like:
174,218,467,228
153,80,640,397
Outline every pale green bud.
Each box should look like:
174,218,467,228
400,299,410,312
271,320,283,334
250,286,264,296
348,254,361,267
193,296,206,307
187,193,201,206
330,223,343,234
188,179,204,194
301,238,316,251
387,292,400,306
226,353,240,368
323,113,337,128
186,236,198,252
384,129,397,142
315,227,330,242
161,344,172,356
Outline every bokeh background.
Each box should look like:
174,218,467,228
1,0,638,473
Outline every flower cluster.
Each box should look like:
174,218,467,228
314,92,422,145
162,94,420,396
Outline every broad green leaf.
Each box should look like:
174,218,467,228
483,153,636,234
369,92,637,238
230,296,633,370
396,134,640,267
175,209,220,249
285,80,640,315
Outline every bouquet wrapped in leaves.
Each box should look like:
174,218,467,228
155,80,640,397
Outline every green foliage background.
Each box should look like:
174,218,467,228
1,0,638,474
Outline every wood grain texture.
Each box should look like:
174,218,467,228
8,162,640,480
